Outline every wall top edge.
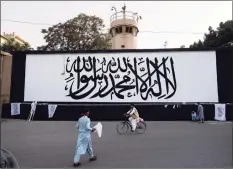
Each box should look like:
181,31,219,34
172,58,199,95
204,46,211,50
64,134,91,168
11,47,233,56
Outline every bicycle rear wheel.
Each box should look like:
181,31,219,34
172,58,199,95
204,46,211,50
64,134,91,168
136,121,146,134
117,122,129,134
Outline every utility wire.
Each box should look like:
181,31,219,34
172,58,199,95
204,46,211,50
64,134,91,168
1,19,51,26
139,31,204,35
1,19,205,35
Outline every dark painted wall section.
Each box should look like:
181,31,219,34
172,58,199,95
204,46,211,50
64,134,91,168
2,48,233,121
1,103,233,121
10,51,26,102
216,48,233,103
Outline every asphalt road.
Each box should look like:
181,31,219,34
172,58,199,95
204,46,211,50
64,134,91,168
1,120,232,168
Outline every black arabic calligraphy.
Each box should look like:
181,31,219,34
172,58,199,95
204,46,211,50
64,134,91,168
64,55,177,101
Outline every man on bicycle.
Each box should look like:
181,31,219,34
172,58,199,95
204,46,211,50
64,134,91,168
125,104,140,132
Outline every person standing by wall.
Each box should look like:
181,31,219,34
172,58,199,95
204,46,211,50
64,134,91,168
197,103,204,123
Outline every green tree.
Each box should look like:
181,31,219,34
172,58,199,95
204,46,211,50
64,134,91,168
190,20,233,48
0,38,31,53
37,13,111,51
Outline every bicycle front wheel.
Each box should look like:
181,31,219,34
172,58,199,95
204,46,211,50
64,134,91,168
116,122,129,134
136,121,146,134
1,149,19,168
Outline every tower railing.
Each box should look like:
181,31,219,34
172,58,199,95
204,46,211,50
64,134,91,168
110,11,140,23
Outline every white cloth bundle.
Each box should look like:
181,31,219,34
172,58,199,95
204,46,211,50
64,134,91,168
93,122,102,138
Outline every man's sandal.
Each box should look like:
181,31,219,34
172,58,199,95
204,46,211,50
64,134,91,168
73,162,81,167
89,156,97,161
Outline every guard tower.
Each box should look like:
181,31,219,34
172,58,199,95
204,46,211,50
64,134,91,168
110,5,142,49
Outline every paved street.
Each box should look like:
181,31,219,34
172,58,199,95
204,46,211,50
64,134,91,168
1,120,232,168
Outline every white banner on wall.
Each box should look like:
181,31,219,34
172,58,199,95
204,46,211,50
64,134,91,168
11,103,21,116
48,104,57,118
214,104,226,121
24,51,219,102
28,101,37,121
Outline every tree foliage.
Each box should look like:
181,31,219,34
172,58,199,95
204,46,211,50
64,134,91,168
190,20,233,48
0,38,31,53
38,13,111,51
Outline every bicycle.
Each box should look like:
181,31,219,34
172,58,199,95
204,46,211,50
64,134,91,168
0,149,19,168
117,115,146,134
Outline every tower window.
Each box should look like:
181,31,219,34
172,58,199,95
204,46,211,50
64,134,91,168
115,27,122,34
115,28,119,33
126,27,129,33
129,27,132,33
119,27,122,33
121,45,125,48
125,26,133,34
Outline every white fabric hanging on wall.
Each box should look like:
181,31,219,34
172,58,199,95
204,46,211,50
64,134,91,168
11,103,21,116
31,101,37,112
28,101,37,121
214,104,226,121
48,104,57,118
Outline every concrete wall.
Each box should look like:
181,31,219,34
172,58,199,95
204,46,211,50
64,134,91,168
23,51,218,103
1,48,233,121
1,103,233,121
111,33,137,49
0,52,12,103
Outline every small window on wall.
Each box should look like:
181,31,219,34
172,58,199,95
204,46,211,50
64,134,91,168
121,45,125,48
129,27,132,33
119,26,122,33
115,27,122,34
125,26,134,34
115,28,119,34
126,27,129,33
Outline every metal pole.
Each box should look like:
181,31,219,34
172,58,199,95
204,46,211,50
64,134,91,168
111,6,117,20
122,5,126,19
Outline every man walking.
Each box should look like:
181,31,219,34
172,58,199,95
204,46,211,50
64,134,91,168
197,102,204,123
73,111,97,167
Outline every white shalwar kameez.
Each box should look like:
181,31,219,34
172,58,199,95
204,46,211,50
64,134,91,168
126,107,140,131
74,116,94,163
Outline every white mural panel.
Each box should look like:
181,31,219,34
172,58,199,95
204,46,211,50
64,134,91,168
24,51,219,102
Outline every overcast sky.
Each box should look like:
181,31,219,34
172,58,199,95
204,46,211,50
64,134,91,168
1,1,232,49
